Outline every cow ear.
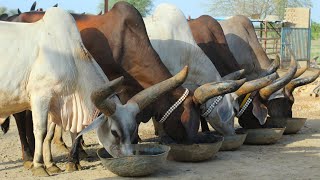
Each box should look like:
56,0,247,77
76,114,106,139
252,97,268,125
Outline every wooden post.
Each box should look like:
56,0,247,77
105,0,108,13
264,21,267,50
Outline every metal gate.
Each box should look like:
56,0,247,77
280,27,311,62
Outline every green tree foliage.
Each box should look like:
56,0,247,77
0,6,20,16
98,0,153,17
311,21,320,40
0,7,7,15
207,0,312,19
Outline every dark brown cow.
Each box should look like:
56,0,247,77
5,2,201,171
190,15,318,129
188,15,278,130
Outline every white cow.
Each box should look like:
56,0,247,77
0,7,188,176
143,4,245,135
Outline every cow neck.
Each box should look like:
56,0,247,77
189,17,242,77
221,16,272,75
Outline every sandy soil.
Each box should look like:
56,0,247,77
1,81,320,180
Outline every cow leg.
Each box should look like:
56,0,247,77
65,132,81,172
13,112,34,169
78,135,89,159
43,121,62,175
52,125,69,153
25,110,35,154
31,96,50,176
200,117,210,132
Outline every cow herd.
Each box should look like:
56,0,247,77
0,1,319,177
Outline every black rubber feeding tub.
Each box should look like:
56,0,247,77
166,133,224,162
97,144,170,177
242,127,285,145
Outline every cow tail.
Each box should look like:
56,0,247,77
1,117,10,134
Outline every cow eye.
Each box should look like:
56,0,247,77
111,130,119,138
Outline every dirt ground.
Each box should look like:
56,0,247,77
1,80,320,180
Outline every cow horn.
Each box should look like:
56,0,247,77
98,11,102,15
17,9,21,14
285,69,320,94
129,66,188,110
30,1,37,11
265,55,280,75
277,66,307,79
193,78,246,104
53,3,58,7
259,55,297,100
91,76,124,116
235,72,277,96
293,66,307,79
222,69,245,80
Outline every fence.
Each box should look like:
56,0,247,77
280,27,311,62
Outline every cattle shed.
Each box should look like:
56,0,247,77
217,8,312,69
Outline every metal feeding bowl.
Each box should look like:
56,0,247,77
243,127,285,145
219,129,248,151
97,144,170,177
284,118,307,134
166,133,223,162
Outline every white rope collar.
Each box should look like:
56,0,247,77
201,95,224,117
236,97,253,117
159,88,189,123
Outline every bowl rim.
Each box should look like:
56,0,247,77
286,117,308,121
238,127,286,131
267,117,307,120
97,144,171,160
165,135,224,146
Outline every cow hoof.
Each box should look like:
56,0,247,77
46,164,62,174
54,143,69,153
23,161,33,170
65,162,81,172
31,166,49,177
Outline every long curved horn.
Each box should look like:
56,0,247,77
285,69,320,94
30,1,36,11
235,73,277,96
91,77,124,116
193,78,246,104
265,55,280,75
129,66,188,110
259,55,297,100
277,66,307,79
293,66,307,79
222,69,245,80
